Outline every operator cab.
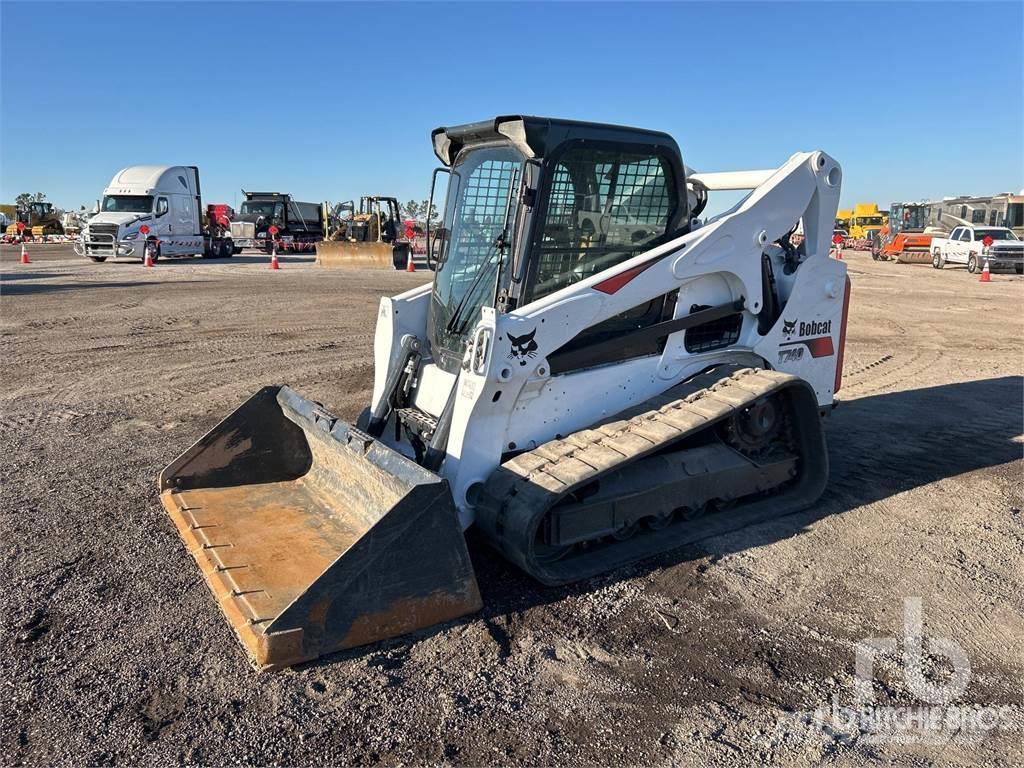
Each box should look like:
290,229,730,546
348,196,401,243
889,203,929,234
425,115,692,374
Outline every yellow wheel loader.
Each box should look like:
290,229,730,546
161,116,850,670
316,195,411,269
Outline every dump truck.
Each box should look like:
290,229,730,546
5,201,64,240
230,192,324,253
160,115,849,670
846,203,885,250
316,195,412,269
76,166,234,262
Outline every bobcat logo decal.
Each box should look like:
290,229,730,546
508,329,539,366
782,319,797,339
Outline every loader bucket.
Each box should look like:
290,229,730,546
158,386,481,670
315,240,400,269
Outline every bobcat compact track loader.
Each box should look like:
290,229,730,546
160,116,850,670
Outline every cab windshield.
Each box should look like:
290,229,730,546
428,145,523,364
101,195,153,213
239,200,284,219
895,206,927,231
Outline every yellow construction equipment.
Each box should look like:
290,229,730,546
5,201,64,239
316,196,411,269
835,208,853,233
847,203,885,249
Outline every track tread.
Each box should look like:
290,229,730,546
475,365,828,584
496,366,758,487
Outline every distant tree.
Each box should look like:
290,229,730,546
402,200,420,220
419,199,440,223
16,192,46,207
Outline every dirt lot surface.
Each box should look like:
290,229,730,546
2,245,1022,767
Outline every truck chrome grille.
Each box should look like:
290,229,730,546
231,222,255,238
87,224,119,239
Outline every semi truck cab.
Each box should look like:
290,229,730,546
76,165,233,262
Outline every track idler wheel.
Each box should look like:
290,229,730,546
720,395,785,459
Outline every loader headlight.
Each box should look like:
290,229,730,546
122,231,137,240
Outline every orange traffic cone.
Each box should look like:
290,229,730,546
144,249,154,267
979,258,991,282
19,242,30,264
406,251,416,272
270,244,280,270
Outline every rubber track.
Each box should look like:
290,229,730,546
476,365,828,585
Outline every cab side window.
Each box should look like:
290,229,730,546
155,197,169,217
526,146,678,302
532,146,684,374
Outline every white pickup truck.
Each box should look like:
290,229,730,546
930,224,1024,274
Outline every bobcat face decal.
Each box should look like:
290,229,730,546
782,319,797,339
507,329,539,366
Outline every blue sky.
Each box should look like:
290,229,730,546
2,1,1021,214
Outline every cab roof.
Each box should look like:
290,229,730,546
105,165,196,195
431,115,682,167
107,165,194,192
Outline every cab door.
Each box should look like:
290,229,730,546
171,194,198,254
962,228,980,264
946,227,964,263
154,196,172,243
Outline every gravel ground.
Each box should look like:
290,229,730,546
2,245,1022,766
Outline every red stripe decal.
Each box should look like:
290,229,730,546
804,336,835,358
780,336,835,358
593,260,657,294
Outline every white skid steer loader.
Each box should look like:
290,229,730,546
160,116,850,670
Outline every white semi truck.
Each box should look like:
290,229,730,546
76,165,234,262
